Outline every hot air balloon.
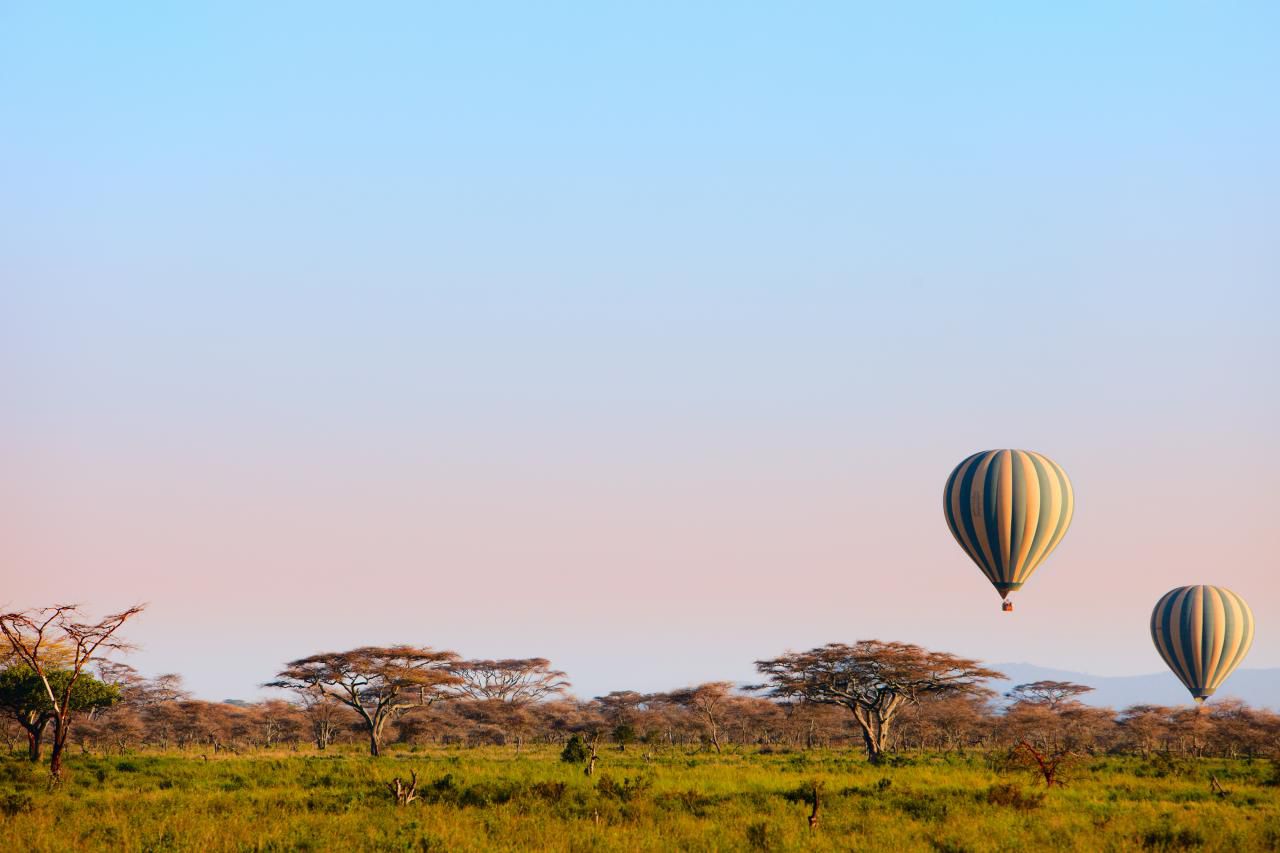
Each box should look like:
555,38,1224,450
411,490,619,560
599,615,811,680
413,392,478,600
942,449,1074,612
1150,585,1254,703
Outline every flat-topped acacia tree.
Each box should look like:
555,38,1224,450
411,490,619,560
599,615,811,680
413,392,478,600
1005,680,1095,711
267,646,460,756
449,658,570,752
754,641,1003,764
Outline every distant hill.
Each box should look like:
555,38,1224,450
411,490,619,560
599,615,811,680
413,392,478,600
989,663,1280,711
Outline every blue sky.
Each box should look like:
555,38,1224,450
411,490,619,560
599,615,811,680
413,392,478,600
3,4,1277,700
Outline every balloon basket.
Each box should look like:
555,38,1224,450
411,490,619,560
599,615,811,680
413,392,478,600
1001,601,1013,612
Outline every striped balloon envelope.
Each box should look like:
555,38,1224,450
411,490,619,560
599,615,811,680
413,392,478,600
1150,585,1254,703
943,449,1074,611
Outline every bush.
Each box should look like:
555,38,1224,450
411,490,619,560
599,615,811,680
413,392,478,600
560,735,589,764
612,723,636,749
1,792,34,817
656,789,715,816
984,783,1045,810
746,821,773,851
1140,823,1205,850
529,780,567,803
596,773,652,802
898,794,949,822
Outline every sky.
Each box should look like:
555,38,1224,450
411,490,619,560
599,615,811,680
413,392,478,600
2,3,1277,701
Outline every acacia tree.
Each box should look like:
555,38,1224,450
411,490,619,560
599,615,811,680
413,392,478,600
664,682,736,753
754,641,1003,764
1005,681,1095,711
267,646,459,756
0,604,145,780
449,658,570,752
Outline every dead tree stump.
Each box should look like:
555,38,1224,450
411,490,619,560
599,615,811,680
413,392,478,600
386,769,419,806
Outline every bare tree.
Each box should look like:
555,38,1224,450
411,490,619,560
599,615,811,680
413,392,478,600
664,682,736,753
1005,680,1095,711
1013,740,1076,787
754,641,1003,764
300,692,348,750
0,604,145,780
267,646,459,756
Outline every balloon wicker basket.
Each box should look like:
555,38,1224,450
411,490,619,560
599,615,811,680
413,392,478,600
1001,601,1013,612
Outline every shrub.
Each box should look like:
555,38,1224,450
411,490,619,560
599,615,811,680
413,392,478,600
529,780,567,803
984,783,1044,811
1,792,34,817
560,735,589,764
898,794,949,822
746,821,773,851
596,773,652,802
612,723,637,749
656,789,715,816
1140,823,1205,850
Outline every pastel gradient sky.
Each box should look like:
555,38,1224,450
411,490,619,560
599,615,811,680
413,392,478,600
3,3,1277,701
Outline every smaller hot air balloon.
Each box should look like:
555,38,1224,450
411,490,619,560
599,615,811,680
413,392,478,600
1150,585,1254,703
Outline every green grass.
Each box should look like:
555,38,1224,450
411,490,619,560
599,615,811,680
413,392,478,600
1,748,1278,851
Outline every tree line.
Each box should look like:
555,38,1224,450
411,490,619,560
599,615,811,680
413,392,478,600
3,605,1279,783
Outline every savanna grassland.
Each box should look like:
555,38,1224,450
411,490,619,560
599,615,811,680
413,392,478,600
3,746,1279,852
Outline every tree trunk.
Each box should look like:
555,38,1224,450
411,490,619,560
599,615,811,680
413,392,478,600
862,728,886,764
368,729,382,757
27,726,43,762
49,718,69,780
852,706,890,764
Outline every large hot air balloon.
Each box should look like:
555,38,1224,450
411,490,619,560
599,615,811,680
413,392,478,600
1150,585,1254,703
943,449,1074,611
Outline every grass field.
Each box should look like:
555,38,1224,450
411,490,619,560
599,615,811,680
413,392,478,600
2,747,1278,851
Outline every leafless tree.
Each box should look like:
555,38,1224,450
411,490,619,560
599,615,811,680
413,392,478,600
1013,740,1076,787
0,604,144,780
266,646,459,756
754,641,1003,763
299,692,348,750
